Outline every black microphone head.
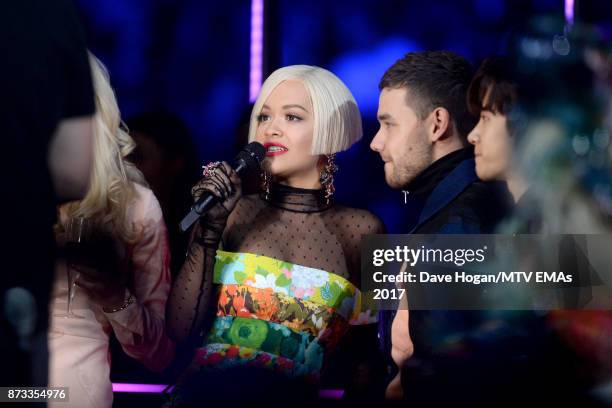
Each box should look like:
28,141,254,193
236,142,265,172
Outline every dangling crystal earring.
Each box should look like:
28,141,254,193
319,154,338,205
261,170,272,200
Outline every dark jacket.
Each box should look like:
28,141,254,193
379,148,520,405
382,151,595,405
409,153,511,234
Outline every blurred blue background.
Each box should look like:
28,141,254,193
75,0,574,233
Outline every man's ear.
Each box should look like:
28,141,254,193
427,107,451,143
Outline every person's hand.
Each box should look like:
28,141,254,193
191,161,242,230
385,293,413,401
385,371,403,400
390,309,413,369
71,231,129,310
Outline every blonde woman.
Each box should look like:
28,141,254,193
167,65,385,404
48,54,175,408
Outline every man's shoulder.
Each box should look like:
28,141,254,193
450,180,512,230
456,179,509,205
416,180,513,234
456,180,512,211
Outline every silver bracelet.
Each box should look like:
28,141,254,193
103,293,135,313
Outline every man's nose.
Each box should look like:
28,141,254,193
370,130,384,152
467,127,479,145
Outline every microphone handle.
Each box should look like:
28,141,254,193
179,209,202,233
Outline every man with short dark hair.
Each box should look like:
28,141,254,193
371,51,512,402
371,50,509,234
373,51,475,189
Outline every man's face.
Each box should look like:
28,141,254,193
467,89,512,181
370,87,433,188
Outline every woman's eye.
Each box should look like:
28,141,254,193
257,114,270,122
286,114,302,122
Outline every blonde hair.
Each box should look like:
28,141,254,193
63,53,146,244
248,65,362,155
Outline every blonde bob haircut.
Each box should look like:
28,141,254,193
248,65,362,155
63,53,146,244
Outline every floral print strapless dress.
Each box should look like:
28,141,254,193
190,250,376,381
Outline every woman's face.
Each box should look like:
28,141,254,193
255,80,321,188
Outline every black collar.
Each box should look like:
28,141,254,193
263,182,331,213
406,147,475,201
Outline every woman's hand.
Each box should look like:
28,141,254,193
191,161,242,230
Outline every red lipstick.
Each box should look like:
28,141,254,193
264,142,289,157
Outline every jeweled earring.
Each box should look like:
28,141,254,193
320,154,338,205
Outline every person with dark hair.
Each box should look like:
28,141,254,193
371,50,510,234
127,111,200,276
370,51,513,402
468,33,612,406
467,57,528,203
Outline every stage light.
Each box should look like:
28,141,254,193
565,0,574,26
249,0,264,102
112,383,344,399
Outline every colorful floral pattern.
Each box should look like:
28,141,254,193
216,284,351,338
190,251,377,380
214,250,375,322
207,316,324,369
193,343,319,380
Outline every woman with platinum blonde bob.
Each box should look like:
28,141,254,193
48,53,174,408
167,65,385,404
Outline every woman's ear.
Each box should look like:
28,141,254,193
316,155,326,170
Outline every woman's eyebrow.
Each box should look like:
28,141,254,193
282,104,309,113
261,104,309,113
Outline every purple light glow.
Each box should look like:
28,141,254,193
112,383,343,399
319,389,345,399
565,0,574,26
249,0,264,102
112,383,172,393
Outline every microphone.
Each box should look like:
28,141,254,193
179,142,266,232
